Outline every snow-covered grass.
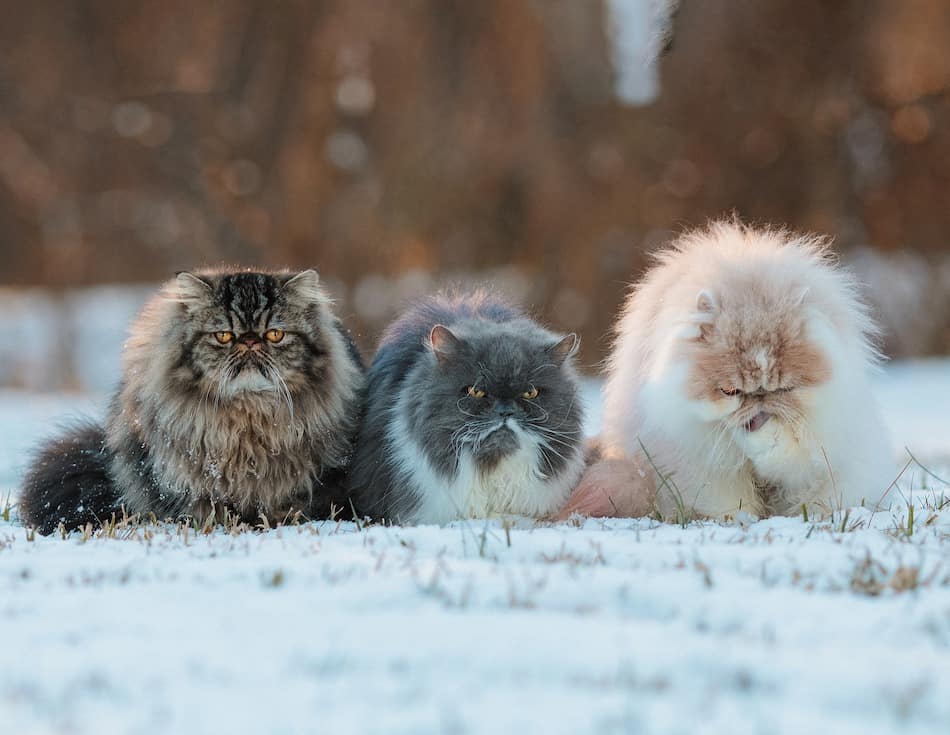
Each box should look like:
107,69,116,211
1,361,949,735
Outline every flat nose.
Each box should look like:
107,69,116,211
494,400,516,418
238,333,261,348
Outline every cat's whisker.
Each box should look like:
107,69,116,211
530,430,578,451
455,399,483,419
713,422,739,469
537,439,571,472
529,362,558,376
527,422,582,436
523,403,551,424
527,421,572,433
528,392,578,432
259,352,296,426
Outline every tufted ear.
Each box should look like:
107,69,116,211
282,269,323,302
547,333,580,365
427,324,462,366
171,271,213,304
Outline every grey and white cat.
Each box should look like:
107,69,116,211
20,269,364,534
348,292,586,524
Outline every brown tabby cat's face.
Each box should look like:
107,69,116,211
681,286,831,433
169,270,334,398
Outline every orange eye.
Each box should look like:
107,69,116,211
264,328,285,343
214,331,234,344
522,387,539,400
467,386,486,399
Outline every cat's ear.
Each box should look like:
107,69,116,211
428,325,461,365
693,289,718,340
282,269,323,302
171,272,213,304
547,333,580,364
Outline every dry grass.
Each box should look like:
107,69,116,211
848,553,947,597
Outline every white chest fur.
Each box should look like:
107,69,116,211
390,414,580,524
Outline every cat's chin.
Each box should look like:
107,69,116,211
734,415,789,459
472,423,520,469
219,372,278,396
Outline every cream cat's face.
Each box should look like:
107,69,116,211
681,286,831,436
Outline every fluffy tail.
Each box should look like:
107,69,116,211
19,422,123,535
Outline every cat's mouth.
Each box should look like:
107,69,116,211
230,354,269,376
744,411,773,432
472,423,520,466
224,356,278,394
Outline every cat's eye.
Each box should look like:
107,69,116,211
467,386,486,399
214,331,235,345
720,387,742,397
264,328,285,343
522,387,539,400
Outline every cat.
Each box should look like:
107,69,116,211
347,291,586,524
20,269,365,534
571,220,892,520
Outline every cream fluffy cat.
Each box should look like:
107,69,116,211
584,221,893,520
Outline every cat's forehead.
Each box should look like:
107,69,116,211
719,299,804,347
195,272,301,329
463,334,549,380
214,273,281,314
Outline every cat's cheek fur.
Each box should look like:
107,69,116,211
692,395,736,423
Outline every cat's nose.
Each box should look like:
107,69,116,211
237,334,261,349
494,400,516,418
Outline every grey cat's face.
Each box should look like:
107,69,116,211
169,270,334,398
409,322,583,476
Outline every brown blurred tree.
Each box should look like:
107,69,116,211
0,0,948,358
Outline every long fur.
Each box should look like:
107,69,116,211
19,421,122,534
20,269,364,533
348,292,586,524
598,220,892,520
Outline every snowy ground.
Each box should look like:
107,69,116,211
1,362,949,735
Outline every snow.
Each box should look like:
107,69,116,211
1,360,949,735
0,286,150,393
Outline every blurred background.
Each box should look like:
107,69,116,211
1,0,949,392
